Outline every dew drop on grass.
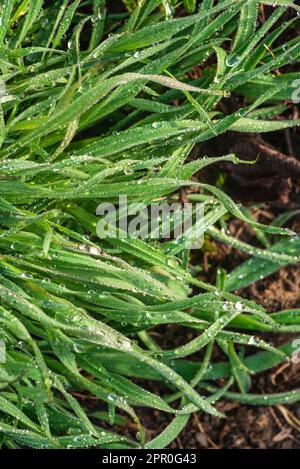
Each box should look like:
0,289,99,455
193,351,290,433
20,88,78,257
73,343,85,353
124,165,134,175
107,393,116,402
20,272,33,279
152,122,162,128
248,336,257,346
167,258,179,268
89,246,101,256
226,54,239,67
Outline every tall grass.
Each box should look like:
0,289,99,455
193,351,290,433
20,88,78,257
0,0,300,449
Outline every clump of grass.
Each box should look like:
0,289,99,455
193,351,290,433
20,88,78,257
0,0,300,449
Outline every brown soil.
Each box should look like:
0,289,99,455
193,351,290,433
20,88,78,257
243,265,300,312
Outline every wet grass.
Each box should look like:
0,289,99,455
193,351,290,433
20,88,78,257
0,0,300,449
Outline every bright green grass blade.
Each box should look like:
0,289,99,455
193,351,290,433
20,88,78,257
226,235,300,290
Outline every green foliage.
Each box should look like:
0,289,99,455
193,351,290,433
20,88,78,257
0,0,299,449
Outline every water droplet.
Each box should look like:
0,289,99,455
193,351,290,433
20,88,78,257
152,122,162,128
20,272,33,279
124,165,134,175
167,258,179,268
235,301,243,312
89,246,101,256
248,336,257,346
226,54,239,67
